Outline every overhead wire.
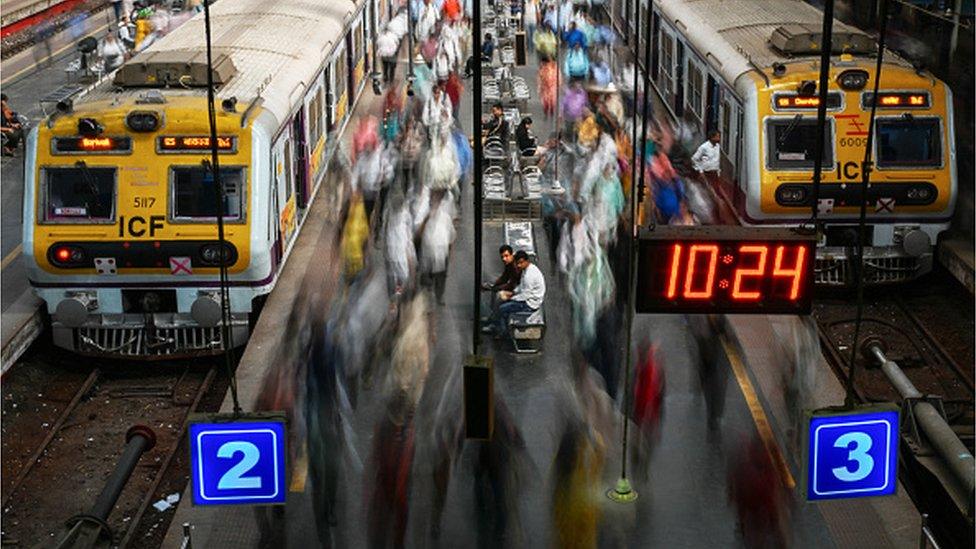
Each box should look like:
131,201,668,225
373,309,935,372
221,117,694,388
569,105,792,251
844,0,890,408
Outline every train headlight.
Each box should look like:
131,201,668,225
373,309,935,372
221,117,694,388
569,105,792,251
49,244,87,267
198,242,237,266
54,291,97,327
905,184,936,204
125,110,160,132
837,69,869,91
775,185,808,205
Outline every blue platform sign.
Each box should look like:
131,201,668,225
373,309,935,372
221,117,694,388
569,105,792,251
806,407,899,501
189,417,287,506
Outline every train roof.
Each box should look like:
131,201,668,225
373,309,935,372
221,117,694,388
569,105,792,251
84,0,361,128
654,0,912,87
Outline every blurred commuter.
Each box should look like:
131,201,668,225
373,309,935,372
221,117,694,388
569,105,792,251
551,420,603,549
474,399,528,549
377,31,400,84
631,342,665,483
366,391,417,549
727,434,793,548
688,314,729,434
420,198,455,304
538,59,559,118
341,192,370,281
306,314,344,538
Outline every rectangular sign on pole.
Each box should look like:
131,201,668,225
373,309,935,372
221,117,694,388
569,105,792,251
189,413,287,506
805,405,899,501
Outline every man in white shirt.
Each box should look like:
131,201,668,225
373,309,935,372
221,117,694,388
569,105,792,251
691,129,722,177
493,250,545,336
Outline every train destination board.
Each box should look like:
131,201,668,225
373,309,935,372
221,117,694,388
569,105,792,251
635,227,816,314
158,135,237,153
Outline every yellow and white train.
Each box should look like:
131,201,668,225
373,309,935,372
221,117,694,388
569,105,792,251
23,0,386,356
611,0,957,285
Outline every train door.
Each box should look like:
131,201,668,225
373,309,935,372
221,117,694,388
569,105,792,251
292,111,309,209
719,96,737,178
273,135,297,251
674,40,685,117
705,73,720,132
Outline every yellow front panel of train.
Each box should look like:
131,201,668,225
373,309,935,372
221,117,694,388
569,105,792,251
33,98,252,275
755,64,952,217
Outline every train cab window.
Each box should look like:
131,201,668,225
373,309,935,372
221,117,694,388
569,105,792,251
876,117,941,168
766,117,834,170
43,166,116,222
170,166,245,221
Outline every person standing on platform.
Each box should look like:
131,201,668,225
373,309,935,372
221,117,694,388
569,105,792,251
538,58,559,118
523,0,539,49
377,30,400,84
691,129,722,178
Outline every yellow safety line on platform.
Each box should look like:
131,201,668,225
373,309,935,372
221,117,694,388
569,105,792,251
1,244,22,270
289,444,308,493
721,335,797,490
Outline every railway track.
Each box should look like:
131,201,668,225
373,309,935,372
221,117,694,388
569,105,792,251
0,345,230,547
813,267,974,441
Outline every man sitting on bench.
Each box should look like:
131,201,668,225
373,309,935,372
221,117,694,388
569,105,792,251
491,251,545,338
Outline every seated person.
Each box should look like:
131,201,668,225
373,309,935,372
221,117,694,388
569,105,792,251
2,94,24,156
481,32,495,63
515,117,537,155
492,251,545,337
482,244,521,295
484,102,509,143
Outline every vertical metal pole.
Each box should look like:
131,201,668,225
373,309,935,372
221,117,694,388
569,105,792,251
808,0,834,224
949,0,962,59
203,0,242,415
473,0,483,354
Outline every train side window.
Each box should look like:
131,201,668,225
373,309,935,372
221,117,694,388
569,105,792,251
170,166,245,221
686,59,703,122
42,166,116,222
659,30,674,99
765,117,834,170
875,118,941,168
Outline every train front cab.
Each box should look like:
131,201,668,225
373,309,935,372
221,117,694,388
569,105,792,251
746,63,957,286
22,99,267,357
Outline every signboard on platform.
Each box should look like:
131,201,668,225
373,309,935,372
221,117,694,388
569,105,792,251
188,413,287,506
805,406,899,501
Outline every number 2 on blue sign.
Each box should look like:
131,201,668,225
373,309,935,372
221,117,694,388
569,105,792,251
217,441,263,490
832,431,874,482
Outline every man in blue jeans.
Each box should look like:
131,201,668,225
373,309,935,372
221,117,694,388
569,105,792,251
493,251,546,338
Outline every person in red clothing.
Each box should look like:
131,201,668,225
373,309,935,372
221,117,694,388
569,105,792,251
443,72,463,119
631,341,665,483
442,0,461,21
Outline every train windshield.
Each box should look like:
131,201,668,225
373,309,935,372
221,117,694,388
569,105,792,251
170,166,245,221
766,117,833,170
43,165,116,222
876,118,942,168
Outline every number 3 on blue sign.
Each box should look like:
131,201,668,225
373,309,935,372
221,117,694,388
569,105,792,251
807,409,898,501
217,441,263,490
189,419,287,506
832,432,874,482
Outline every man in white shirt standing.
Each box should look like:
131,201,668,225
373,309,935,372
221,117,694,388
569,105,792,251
691,129,722,178
493,250,545,337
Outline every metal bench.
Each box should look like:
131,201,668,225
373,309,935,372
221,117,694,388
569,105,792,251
509,307,545,353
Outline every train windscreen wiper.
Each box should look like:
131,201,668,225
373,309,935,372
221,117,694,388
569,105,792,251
777,114,803,147
74,160,105,218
